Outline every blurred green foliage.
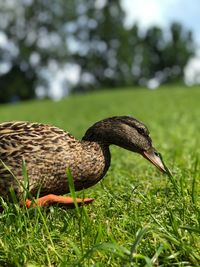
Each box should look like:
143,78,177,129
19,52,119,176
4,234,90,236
0,0,194,102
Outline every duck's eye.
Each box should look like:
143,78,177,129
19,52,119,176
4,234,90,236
138,128,145,135
154,151,160,157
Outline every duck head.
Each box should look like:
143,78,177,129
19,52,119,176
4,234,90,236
83,116,168,173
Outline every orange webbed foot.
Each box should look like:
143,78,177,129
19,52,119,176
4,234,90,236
23,194,94,208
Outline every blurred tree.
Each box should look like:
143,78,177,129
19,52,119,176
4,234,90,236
0,65,35,103
139,26,165,83
0,0,75,102
71,0,135,92
0,0,196,102
136,23,194,86
71,3,194,91
162,22,194,83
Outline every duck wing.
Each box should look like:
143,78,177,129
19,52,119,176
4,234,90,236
0,121,76,198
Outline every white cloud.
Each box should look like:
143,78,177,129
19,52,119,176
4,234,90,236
123,0,165,28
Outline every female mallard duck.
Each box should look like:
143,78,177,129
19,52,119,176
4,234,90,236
0,116,168,208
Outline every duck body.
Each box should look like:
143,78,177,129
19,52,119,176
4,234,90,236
0,116,167,207
0,121,110,200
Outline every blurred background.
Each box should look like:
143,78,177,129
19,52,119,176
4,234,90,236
0,0,199,103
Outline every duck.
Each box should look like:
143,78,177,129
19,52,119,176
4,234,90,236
0,116,168,208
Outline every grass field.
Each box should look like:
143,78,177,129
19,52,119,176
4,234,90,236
0,86,199,266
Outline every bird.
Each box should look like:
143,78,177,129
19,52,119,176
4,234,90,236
0,116,168,208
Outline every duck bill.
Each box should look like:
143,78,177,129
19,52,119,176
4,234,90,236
142,149,168,173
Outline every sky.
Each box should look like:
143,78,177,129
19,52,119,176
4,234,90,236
122,0,200,44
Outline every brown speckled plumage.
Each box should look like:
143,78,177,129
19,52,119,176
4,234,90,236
0,116,167,202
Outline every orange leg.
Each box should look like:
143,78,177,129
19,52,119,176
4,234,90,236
24,194,94,208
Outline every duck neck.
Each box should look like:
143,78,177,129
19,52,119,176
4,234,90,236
81,140,111,166
80,140,111,189
82,122,114,146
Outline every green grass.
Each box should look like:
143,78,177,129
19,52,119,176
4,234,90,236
0,86,199,266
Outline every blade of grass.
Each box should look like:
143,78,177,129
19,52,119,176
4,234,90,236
21,158,32,201
66,168,80,214
130,227,149,257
